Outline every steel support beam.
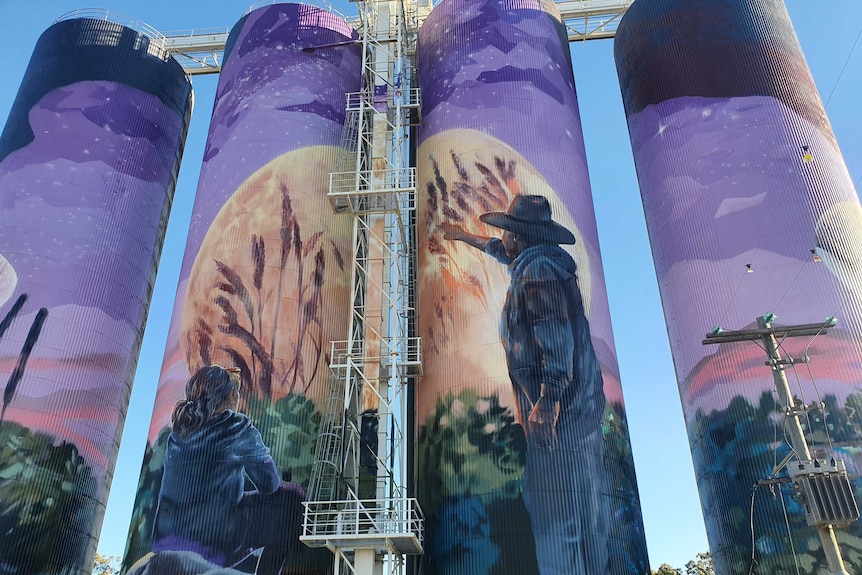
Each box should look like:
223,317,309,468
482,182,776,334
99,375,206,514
556,0,633,41
162,0,632,75
163,29,230,75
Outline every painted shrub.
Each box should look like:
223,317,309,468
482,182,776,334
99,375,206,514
0,15,191,575
416,0,649,572
123,4,360,574
615,0,862,572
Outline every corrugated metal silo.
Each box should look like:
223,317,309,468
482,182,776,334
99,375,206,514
416,0,650,572
615,0,862,572
123,4,361,574
0,14,192,575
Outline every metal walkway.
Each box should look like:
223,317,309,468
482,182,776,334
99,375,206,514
163,0,633,74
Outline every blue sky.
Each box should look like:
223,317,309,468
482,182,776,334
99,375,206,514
0,0,859,570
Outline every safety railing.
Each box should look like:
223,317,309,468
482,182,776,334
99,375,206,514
328,169,417,213
330,337,422,370
329,168,416,196
346,88,421,111
54,9,171,59
302,497,424,552
55,8,166,40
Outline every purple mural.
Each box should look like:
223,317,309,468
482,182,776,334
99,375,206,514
0,16,191,575
416,0,649,573
124,5,361,575
615,0,862,572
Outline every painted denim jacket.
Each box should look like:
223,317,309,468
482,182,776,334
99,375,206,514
486,239,605,438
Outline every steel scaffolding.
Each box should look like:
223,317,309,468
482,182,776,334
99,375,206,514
298,1,428,573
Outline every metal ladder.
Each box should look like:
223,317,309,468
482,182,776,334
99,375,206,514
306,373,347,504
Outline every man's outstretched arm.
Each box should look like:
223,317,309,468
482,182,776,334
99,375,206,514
441,222,493,251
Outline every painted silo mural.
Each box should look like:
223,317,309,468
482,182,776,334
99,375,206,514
123,4,360,574
0,15,192,575
416,0,649,572
615,0,862,572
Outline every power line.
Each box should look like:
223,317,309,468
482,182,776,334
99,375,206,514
779,486,804,575
719,24,862,327
822,25,862,111
703,315,856,574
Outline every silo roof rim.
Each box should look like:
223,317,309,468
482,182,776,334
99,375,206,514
53,9,167,43
243,0,353,23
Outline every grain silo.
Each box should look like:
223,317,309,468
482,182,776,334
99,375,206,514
615,0,862,571
0,13,191,575
123,4,361,574
415,0,649,572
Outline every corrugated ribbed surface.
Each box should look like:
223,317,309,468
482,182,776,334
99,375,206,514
123,5,360,574
0,17,191,575
615,0,862,572
417,0,649,572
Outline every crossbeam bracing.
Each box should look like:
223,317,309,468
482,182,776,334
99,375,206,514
162,0,631,74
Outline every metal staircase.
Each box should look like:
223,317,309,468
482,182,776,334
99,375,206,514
300,1,426,573
333,109,361,179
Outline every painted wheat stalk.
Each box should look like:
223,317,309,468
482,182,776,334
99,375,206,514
195,184,347,400
423,152,514,347
0,307,48,426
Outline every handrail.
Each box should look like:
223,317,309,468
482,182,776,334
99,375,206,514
54,8,167,42
244,0,352,24
303,497,425,537
161,27,231,38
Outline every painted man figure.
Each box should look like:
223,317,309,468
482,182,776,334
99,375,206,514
444,194,608,574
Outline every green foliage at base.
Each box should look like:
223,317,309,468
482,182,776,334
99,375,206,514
692,392,862,574
418,390,528,574
418,390,651,574
684,551,715,575
123,394,322,572
418,389,526,515
0,421,97,575
123,426,170,572
650,550,715,575
245,393,321,489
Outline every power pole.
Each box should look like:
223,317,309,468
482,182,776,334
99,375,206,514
703,313,858,575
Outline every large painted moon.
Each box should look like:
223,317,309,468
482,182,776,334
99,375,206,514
180,145,352,403
418,128,592,317
0,254,18,308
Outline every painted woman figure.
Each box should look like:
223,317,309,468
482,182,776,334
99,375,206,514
444,195,608,574
152,365,305,572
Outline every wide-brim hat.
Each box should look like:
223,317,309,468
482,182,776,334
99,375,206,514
479,195,576,245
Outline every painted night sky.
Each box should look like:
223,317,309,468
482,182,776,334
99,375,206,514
184,4,360,261
0,18,191,472
615,0,862,418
